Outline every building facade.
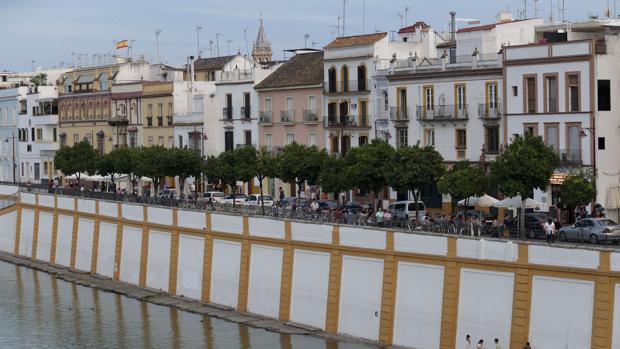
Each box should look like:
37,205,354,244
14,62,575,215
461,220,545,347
0,88,22,182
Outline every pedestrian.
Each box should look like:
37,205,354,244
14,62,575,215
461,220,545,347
464,334,472,349
375,208,384,227
522,342,531,349
477,339,485,349
279,187,285,201
494,338,501,349
544,218,554,244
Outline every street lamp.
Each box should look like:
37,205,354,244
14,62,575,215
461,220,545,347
5,132,16,183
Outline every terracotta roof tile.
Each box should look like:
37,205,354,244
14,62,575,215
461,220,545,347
254,52,324,89
398,21,429,34
193,55,236,71
324,32,387,49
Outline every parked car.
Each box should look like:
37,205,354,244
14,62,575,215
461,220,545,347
203,191,225,203
505,213,560,239
343,201,364,214
277,197,309,209
243,194,274,206
391,201,426,221
222,194,248,204
558,218,620,244
317,199,340,211
455,210,494,223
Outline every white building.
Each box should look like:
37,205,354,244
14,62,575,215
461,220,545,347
0,87,22,182
17,85,61,184
504,19,620,219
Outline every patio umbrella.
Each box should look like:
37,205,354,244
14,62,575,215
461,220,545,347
457,194,499,207
607,182,620,220
493,196,541,209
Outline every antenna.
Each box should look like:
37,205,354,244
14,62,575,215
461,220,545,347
227,39,232,55
397,13,404,28
195,25,203,58
209,40,214,58
216,33,223,57
311,41,318,48
243,27,250,58
342,0,347,36
154,29,162,64
405,5,413,26
362,0,366,34
304,33,310,48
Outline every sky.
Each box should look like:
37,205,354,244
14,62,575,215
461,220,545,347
0,0,615,72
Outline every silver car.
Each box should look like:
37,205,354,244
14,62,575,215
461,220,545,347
558,218,620,244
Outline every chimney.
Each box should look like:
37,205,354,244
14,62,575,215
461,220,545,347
450,11,457,41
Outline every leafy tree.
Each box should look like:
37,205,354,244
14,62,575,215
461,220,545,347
319,154,349,197
235,146,258,190
136,146,170,197
30,73,47,86
114,147,141,194
386,145,445,220
204,151,243,208
437,161,488,210
96,152,118,190
560,173,596,217
276,143,325,197
343,140,394,209
169,148,204,198
255,148,278,214
54,141,99,182
491,133,560,238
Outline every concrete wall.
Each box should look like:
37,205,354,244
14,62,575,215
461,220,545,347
5,194,620,349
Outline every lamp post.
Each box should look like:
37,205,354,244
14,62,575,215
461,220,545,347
11,132,16,184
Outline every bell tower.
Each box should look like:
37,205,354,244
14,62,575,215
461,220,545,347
252,17,272,64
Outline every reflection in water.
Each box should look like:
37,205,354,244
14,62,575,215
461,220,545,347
0,261,380,349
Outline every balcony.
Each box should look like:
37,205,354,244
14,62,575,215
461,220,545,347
324,115,371,129
478,103,502,126
416,104,469,123
323,79,371,94
556,148,583,166
280,110,295,124
259,111,273,124
241,106,252,120
390,107,410,124
222,107,233,121
302,109,320,123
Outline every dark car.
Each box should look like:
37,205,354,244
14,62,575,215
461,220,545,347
277,197,309,209
505,213,560,239
343,202,364,214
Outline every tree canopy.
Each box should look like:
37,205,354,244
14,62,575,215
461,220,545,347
437,161,488,208
343,140,394,204
560,173,596,210
54,141,99,181
276,143,325,195
319,154,349,195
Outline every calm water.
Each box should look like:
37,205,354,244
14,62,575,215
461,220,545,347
0,261,379,349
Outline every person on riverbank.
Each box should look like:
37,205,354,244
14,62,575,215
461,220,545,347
494,338,501,349
476,339,485,349
464,334,472,349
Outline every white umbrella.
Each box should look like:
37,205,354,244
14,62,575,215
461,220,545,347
66,173,93,181
607,182,620,210
457,194,499,207
493,196,541,209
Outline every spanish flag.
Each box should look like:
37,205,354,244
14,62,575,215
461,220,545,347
115,40,129,49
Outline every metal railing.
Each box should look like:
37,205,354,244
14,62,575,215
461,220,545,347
222,107,233,120
478,103,502,119
280,110,295,123
390,107,410,122
324,115,370,128
323,79,370,93
556,148,582,165
416,104,469,121
302,109,320,122
259,111,273,123
241,106,251,119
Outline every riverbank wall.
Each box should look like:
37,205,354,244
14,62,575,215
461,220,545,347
1,190,620,349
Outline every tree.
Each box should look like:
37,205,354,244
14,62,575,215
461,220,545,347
491,133,560,238
386,145,445,220
235,146,258,192
30,73,47,87
319,154,349,197
136,146,170,197
54,141,99,182
169,148,203,198
437,161,488,210
560,173,596,219
276,143,325,197
343,140,394,209
96,152,118,190
255,148,278,214
204,151,243,208
113,147,140,194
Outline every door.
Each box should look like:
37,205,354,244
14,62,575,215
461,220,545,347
328,102,337,126
399,89,408,119
359,100,368,126
339,101,349,126
243,92,251,118
224,131,234,151
225,94,232,119
423,87,434,118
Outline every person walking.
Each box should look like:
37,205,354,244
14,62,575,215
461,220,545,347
544,218,554,244
494,338,501,349
279,187,285,201
464,334,472,349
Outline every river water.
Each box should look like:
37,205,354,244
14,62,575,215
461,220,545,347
0,261,379,349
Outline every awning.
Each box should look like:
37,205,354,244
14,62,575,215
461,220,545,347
457,194,499,207
493,196,541,209
607,182,620,210
127,126,138,132
76,74,95,84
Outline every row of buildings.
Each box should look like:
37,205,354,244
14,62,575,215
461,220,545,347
2,13,620,219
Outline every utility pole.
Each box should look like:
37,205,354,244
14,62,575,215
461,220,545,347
362,0,366,34
304,33,310,48
196,25,203,58
227,40,232,55
11,132,15,184
155,29,162,64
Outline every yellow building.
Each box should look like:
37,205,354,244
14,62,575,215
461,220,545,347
142,82,175,148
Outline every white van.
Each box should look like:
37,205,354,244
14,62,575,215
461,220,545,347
390,200,426,221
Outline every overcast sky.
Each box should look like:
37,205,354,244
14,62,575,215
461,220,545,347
0,0,614,71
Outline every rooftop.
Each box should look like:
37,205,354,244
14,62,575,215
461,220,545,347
457,19,527,33
254,52,323,89
193,55,236,71
324,32,387,49
398,21,430,34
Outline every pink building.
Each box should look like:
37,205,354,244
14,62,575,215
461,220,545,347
255,51,324,153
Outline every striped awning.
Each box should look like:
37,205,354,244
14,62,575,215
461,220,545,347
607,182,620,210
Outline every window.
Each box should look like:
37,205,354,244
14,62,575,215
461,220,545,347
43,162,48,176
225,94,233,119
524,75,537,113
328,67,337,93
456,129,467,149
286,133,295,145
34,163,40,180
168,136,174,148
487,82,499,110
423,128,435,147
157,116,163,126
84,134,91,145
148,136,154,146
147,104,153,118
97,134,104,156
598,79,611,111
523,123,538,136
358,135,368,146
359,100,368,126
308,96,317,111
244,130,252,145
224,131,234,151
341,66,349,92
158,136,164,146
285,96,294,111
31,128,35,142
599,137,606,150
397,128,408,147
60,134,67,147
53,128,57,142
73,134,79,144
544,123,559,151
168,102,173,117
158,103,163,117
423,86,434,114
64,77,72,93
455,84,466,110
146,117,153,127
544,74,558,113
566,123,581,161
357,65,367,91
265,133,273,151
178,135,184,148
36,128,43,141
566,73,580,112
485,126,500,154
308,133,317,147
129,132,137,148
99,72,109,90
243,93,251,118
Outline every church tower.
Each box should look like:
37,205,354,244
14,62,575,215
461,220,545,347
252,18,272,64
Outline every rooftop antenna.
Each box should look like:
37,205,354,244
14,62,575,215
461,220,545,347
337,16,342,37
243,27,250,57
549,0,554,22
227,39,233,55
559,0,566,22
155,29,162,64
342,0,347,36
311,41,318,48
524,0,528,19
216,33,223,57
209,40,214,58
304,33,310,48
195,25,203,58
405,5,413,26
31,60,35,72
534,0,539,18
397,13,404,28
362,0,366,34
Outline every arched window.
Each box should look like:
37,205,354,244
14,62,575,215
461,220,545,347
327,67,337,93
341,66,349,92
357,65,367,91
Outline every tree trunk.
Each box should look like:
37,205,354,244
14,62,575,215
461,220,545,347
519,198,526,240
259,177,265,216
413,189,420,221
232,184,236,209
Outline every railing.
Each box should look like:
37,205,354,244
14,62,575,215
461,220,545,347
222,107,233,120
478,103,502,119
302,109,320,122
241,106,251,119
259,111,273,123
236,143,257,149
556,148,582,165
280,110,295,123
416,104,469,121
220,69,254,82
323,79,370,93
390,107,410,122
324,115,370,128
